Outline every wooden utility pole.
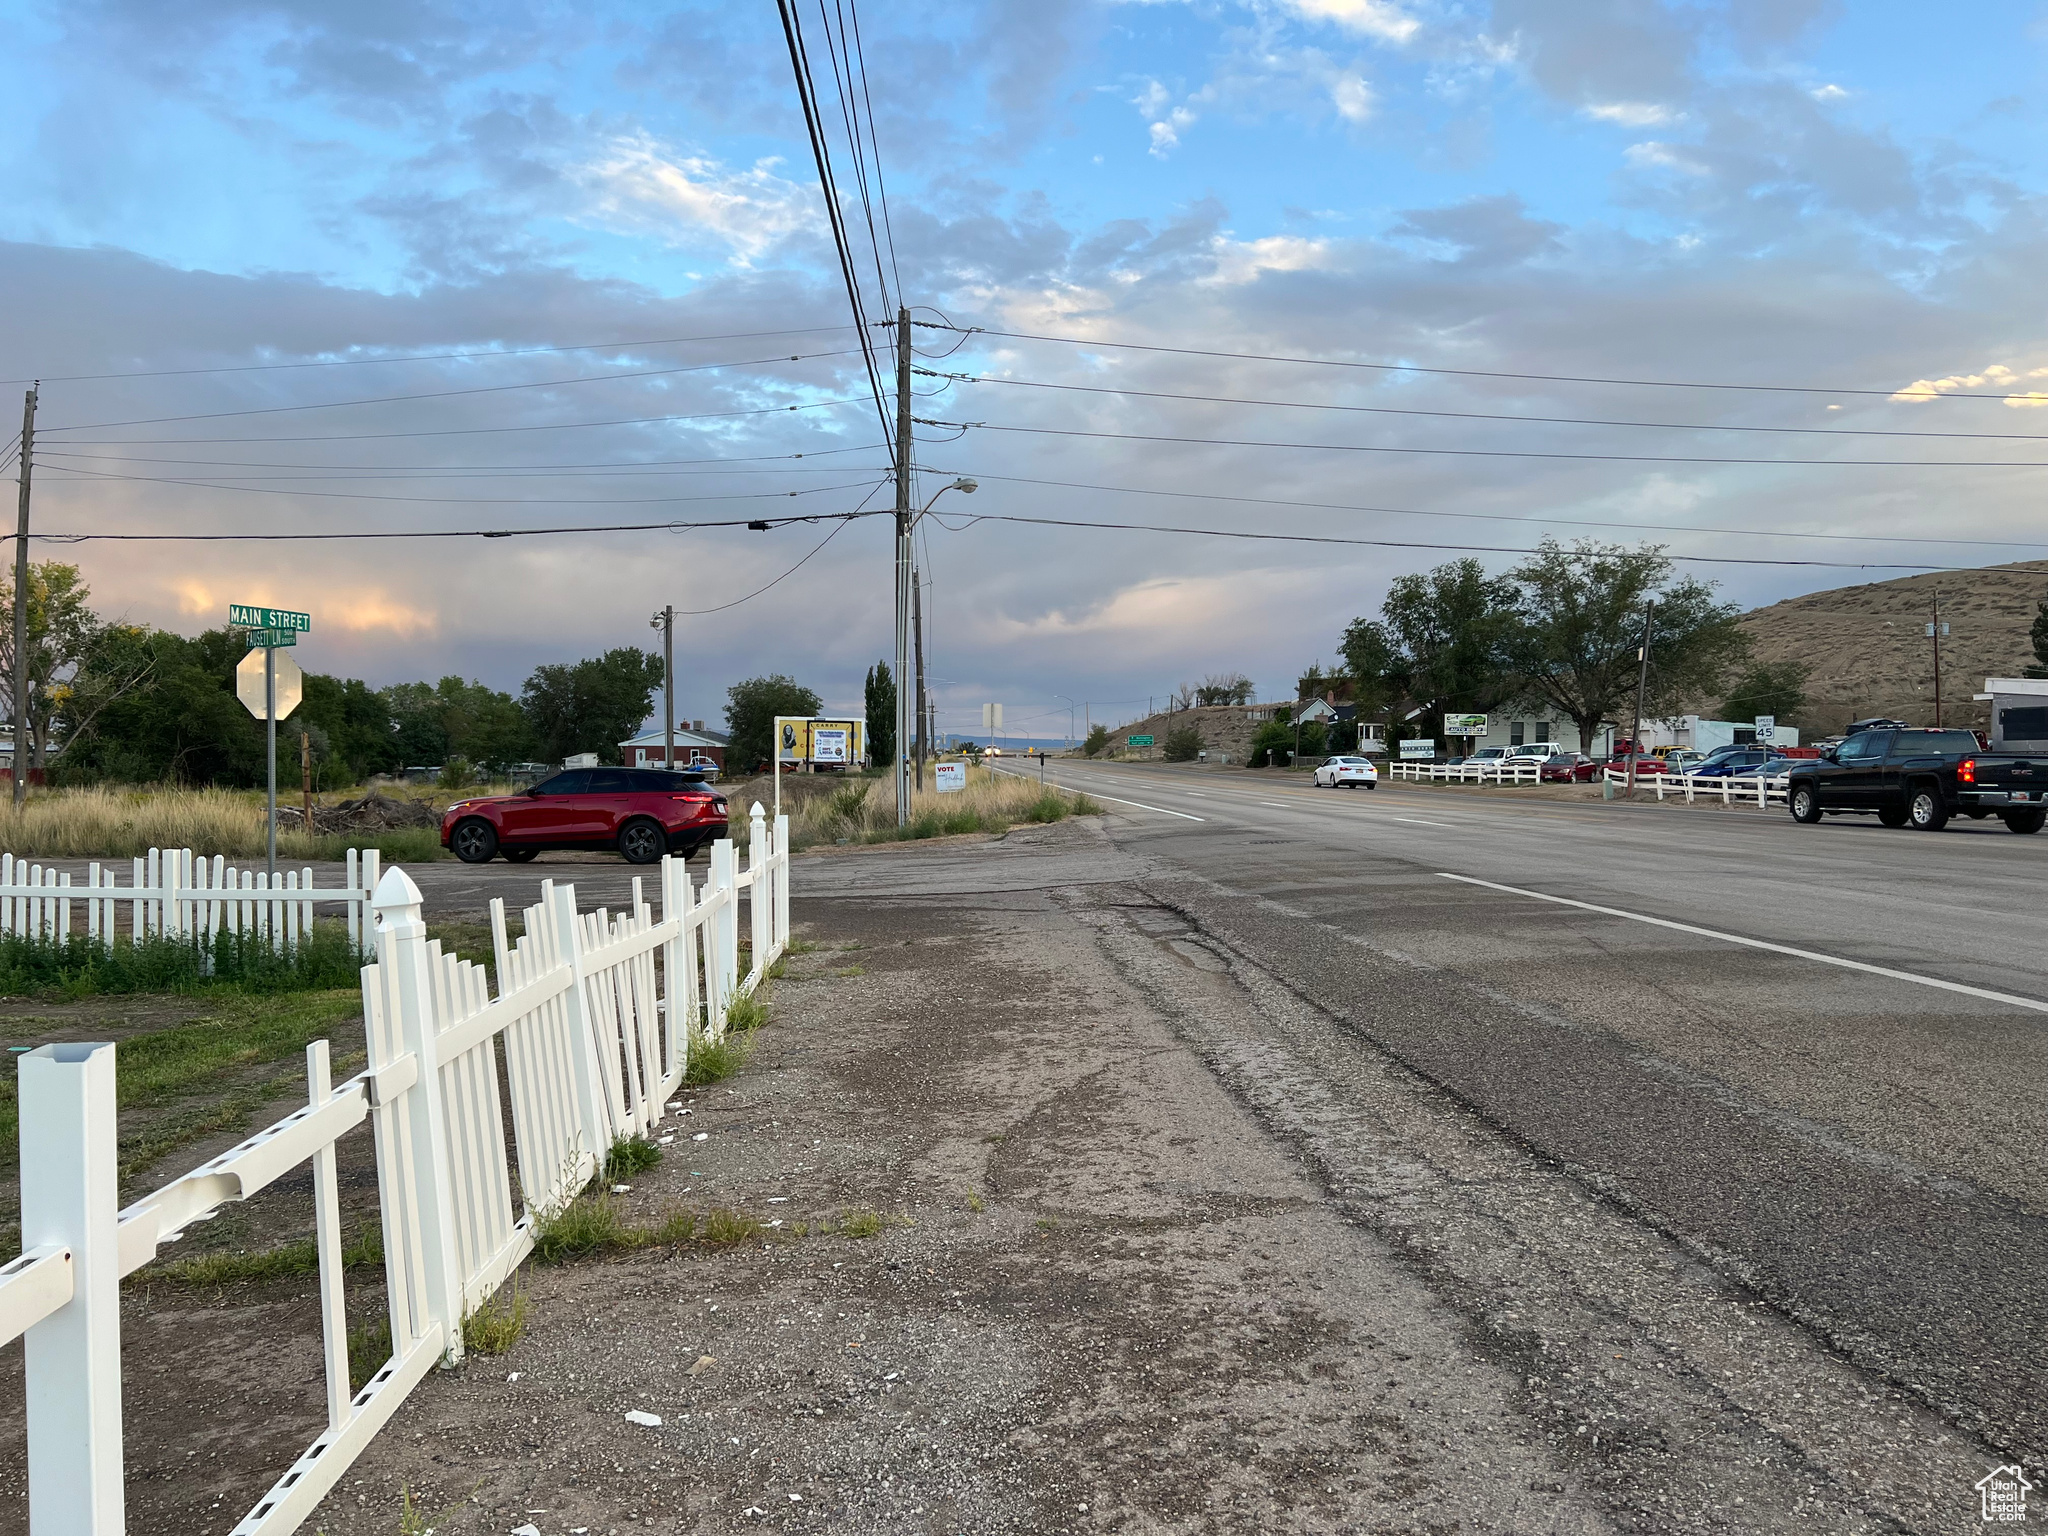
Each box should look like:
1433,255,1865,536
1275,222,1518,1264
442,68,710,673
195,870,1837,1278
1930,587,1944,728
301,730,313,832
12,384,35,807
912,565,928,787
893,307,914,826
662,603,675,768
1626,602,1655,798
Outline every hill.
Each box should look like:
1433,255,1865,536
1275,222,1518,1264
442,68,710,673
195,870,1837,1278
1737,560,2046,734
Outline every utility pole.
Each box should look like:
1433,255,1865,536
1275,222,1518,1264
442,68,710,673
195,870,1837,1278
1929,587,1945,728
893,307,914,826
912,565,928,788
663,603,676,767
1626,602,1654,798
301,731,313,835
12,384,35,807
265,644,277,879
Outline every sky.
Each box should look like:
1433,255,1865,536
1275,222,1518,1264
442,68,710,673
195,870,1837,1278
3,0,2048,743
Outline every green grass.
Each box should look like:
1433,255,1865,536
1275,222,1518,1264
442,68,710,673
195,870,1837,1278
684,1032,748,1085
603,1133,663,1181
724,991,769,1032
698,1208,764,1248
348,1315,392,1396
0,925,368,999
838,1208,885,1239
149,1222,381,1285
0,989,362,1177
532,1193,775,1264
461,1286,527,1356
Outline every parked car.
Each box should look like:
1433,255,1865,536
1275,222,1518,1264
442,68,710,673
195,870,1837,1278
1785,727,2044,832
1664,749,1707,773
1691,747,1781,778
1607,753,1670,776
1538,752,1601,783
1314,755,1380,789
1728,756,1796,780
1467,746,1513,764
1504,744,1554,762
441,766,729,864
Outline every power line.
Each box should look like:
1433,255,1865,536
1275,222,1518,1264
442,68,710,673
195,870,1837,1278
941,510,2048,573
918,468,2048,552
37,450,890,483
0,326,861,387
41,348,864,432
921,417,2048,469
33,442,888,474
923,369,2048,443
33,507,893,544
38,462,889,508
674,483,885,614
926,323,2048,403
48,394,874,446
844,0,901,299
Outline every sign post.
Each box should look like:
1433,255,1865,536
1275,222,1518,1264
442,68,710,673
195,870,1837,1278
231,605,310,879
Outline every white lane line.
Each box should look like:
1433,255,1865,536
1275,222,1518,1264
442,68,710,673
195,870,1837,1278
1439,873,2048,1016
1395,817,1455,828
1067,788,1206,822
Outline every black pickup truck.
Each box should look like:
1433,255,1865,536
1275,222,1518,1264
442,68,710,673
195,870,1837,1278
1785,727,2045,833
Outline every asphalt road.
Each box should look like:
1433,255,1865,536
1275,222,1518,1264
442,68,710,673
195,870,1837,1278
987,761,2048,1469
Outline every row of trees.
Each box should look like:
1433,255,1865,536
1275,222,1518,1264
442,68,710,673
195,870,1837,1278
1332,540,1800,749
2,563,672,787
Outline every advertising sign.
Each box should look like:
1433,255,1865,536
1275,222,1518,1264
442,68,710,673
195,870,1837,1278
775,716,866,766
1400,738,1437,759
934,762,967,793
812,727,849,764
1443,713,1488,736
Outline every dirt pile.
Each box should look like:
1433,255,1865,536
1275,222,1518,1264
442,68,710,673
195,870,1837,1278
276,793,441,834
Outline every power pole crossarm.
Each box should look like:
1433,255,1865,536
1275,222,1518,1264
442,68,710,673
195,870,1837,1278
12,384,35,806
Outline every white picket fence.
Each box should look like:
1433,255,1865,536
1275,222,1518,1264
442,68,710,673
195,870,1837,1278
1602,765,1789,807
1387,760,1544,785
0,804,790,1535
0,848,383,950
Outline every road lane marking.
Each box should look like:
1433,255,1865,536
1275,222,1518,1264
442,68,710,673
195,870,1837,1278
1000,770,1205,821
1395,817,1455,828
1438,873,2048,1016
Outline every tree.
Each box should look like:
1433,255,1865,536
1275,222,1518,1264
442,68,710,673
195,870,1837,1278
1083,722,1109,757
864,661,896,766
521,648,665,765
0,562,153,773
2028,595,2048,679
1249,720,1294,767
1162,723,1203,761
1294,662,1340,702
1342,559,1521,739
1719,661,1810,725
299,673,400,785
725,674,821,772
383,677,533,773
1196,672,1255,706
1504,540,1747,753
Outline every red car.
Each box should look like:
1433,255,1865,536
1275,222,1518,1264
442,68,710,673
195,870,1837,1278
1538,752,1602,783
1607,753,1670,777
442,767,729,865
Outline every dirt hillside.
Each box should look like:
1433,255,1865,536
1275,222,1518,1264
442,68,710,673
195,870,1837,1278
1085,703,1289,763
1734,560,2046,735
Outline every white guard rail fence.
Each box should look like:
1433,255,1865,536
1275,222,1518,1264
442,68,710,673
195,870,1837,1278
0,803,790,1535
0,848,384,952
1599,765,1789,808
1387,761,1543,785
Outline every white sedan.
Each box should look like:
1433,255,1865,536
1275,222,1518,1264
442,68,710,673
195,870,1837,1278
1314,755,1380,789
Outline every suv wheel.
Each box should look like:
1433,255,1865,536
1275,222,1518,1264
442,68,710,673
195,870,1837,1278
1908,787,1949,831
1876,804,1910,828
618,817,666,864
2003,807,2046,835
1789,785,1822,824
450,817,499,863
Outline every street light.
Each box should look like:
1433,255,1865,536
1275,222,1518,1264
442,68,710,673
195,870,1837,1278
1054,693,1075,751
895,477,978,825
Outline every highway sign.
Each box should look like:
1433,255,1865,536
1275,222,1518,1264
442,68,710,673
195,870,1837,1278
981,702,1004,733
229,604,311,633
1443,713,1488,735
1127,734,1155,746
244,628,297,649
1755,714,1776,744
236,649,304,720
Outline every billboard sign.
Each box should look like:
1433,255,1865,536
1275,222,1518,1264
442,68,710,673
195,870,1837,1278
1443,713,1488,736
1400,738,1437,759
775,716,865,766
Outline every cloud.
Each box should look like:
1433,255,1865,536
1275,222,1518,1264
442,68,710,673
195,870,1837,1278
1331,73,1375,122
1271,0,1421,45
1890,363,2048,404
1201,233,1335,286
1582,101,1676,127
576,137,820,262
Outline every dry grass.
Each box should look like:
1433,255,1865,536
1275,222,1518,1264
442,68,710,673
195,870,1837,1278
0,786,443,861
730,764,1098,851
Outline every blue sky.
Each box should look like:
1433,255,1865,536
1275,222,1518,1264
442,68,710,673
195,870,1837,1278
3,0,2047,738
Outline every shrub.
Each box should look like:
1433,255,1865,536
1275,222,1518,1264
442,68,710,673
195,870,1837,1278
1162,725,1203,762
686,1031,749,1085
0,925,366,998
603,1133,663,1181
1249,721,1294,767
1083,723,1109,757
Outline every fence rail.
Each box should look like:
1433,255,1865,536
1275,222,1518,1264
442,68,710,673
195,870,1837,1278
0,847,383,950
0,804,790,1535
1600,765,1788,807
1386,760,1543,785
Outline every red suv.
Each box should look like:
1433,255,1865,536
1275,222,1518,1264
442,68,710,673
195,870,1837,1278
441,767,729,865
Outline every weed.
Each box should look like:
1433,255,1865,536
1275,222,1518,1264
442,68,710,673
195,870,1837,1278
0,926,367,999
966,1189,985,1214
649,1207,697,1245
1020,791,1071,825
0,785,448,862
532,1193,630,1263
1035,1216,1057,1230
835,964,866,978
685,1031,748,1086
603,1133,664,1181
348,1315,392,1396
784,938,819,956
724,991,769,1033
150,1223,381,1285
461,1287,527,1356
764,955,790,981
839,1208,885,1240
393,1481,477,1536
698,1207,764,1248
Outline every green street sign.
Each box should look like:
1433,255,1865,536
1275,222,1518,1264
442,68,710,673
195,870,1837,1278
244,628,298,648
229,604,311,633
1127,734,1155,746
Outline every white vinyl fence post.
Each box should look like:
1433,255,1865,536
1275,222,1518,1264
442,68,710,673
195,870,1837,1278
747,803,769,979
774,812,790,955
549,882,613,1176
373,867,467,1365
20,1041,124,1534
